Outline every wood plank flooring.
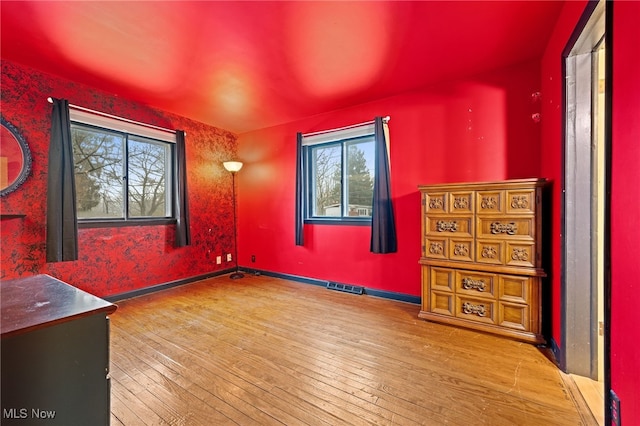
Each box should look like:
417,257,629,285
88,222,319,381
109,274,593,425
570,374,604,426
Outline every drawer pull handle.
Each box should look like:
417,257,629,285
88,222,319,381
462,278,486,292
490,221,517,235
481,246,497,258
453,197,469,209
429,198,444,209
511,248,529,261
511,196,529,209
481,196,497,209
462,302,486,317
436,220,458,232
454,244,469,256
429,242,444,255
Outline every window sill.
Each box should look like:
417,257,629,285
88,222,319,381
304,218,371,226
78,218,176,229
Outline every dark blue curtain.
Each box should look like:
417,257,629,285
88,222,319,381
174,130,191,247
370,117,397,253
46,98,78,262
295,132,304,246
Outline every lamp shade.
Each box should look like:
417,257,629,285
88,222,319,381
223,161,243,173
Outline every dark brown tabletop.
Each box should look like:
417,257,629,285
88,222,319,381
1,274,117,338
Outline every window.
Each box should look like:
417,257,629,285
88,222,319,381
303,124,376,224
70,109,176,224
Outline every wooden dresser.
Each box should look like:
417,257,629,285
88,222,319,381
1,275,117,425
418,179,547,344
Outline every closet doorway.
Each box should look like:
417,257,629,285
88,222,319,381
563,0,607,423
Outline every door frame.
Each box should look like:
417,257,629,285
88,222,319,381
560,0,613,422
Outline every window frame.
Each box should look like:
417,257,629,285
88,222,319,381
70,111,178,229
302,125,376,226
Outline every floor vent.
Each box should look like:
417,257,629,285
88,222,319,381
326,282,364,295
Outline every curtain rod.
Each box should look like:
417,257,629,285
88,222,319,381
302,116,390,138
47,97,178,135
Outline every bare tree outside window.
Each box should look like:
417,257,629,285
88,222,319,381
71,124,172,220
72,127,124,218
312,144,341,216
128,138,170,217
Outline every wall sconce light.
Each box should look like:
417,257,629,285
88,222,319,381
223,160,244,279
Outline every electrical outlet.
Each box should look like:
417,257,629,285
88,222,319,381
251,255,256,262
216,256,221,265
227,253,232,262
611,390,621,426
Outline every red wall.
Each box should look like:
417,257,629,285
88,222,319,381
237,61,542,296
610,0,640,422
541,1,640,423
540,0,590,360
0,60,238,297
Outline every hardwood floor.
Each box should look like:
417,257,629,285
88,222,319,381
570,374,604,426
109,274,593,425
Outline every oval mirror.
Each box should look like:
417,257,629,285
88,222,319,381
0,117,32,196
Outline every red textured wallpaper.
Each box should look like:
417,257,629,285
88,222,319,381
237,61,542,297
0,60,238,297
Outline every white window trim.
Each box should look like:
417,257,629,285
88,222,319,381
301,122,375,146
70,108,176,144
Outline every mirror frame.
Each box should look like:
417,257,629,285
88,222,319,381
0,116,32,197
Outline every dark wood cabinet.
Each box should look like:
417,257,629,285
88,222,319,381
1,275,117,425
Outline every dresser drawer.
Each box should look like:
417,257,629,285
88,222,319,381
476,240,505,265
455,270,497,298
448,238,474,262
476,190,505,215
506,189,536,214
424,237,474,262
505,242,536,268
423,191,475,214
499,275,531,304
499,301,530,331
424,192,448,213
477,216,534,240
424,237,448,259
448,191,474,214
456,295,496,325
425,266,455,292
431,291,455,316
425,216,473,237
422,267,454,313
